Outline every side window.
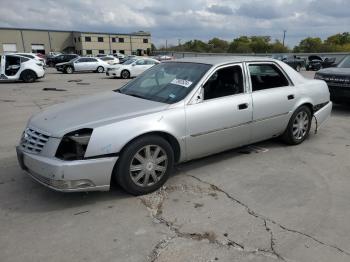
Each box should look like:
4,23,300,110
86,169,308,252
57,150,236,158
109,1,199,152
203,65,244,100
89,58,97,62
136,59,146,65
146,60,156,65
21,57,30,63
249,64,289,91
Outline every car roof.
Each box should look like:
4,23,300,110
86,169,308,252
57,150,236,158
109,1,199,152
166,56,277,66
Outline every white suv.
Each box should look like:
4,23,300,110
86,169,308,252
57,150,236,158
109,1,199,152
0,54,45,83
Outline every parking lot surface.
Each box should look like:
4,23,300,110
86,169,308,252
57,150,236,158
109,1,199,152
0,69,350,262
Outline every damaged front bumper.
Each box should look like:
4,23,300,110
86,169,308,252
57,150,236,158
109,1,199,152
16,146,117,192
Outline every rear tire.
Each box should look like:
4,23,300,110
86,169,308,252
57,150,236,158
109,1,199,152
121,70,130,79
21,70,36,83
97,66,104,73
282,106,312,145
114,135,174,195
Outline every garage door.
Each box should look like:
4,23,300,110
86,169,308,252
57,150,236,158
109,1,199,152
3,44,17,53
31,44,45,54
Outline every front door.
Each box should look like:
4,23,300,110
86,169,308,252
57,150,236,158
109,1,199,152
185,64,252,160
133,59,148,76
247,62,298,142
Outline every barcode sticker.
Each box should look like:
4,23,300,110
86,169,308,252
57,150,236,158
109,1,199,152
171,79,193,88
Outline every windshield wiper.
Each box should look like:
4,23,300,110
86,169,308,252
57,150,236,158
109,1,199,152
125,92,147,99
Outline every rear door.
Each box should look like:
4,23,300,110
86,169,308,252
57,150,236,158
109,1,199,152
247,62,298,142
3,55,22,80
88,58,99,70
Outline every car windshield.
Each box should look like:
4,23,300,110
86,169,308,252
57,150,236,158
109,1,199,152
337,56,350,68
117,62,212,104
122,59,137,65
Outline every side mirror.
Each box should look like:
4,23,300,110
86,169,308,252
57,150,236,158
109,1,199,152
194,88,204,104
132,63,136,66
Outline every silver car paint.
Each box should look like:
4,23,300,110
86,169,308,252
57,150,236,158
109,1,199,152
17,57,332,192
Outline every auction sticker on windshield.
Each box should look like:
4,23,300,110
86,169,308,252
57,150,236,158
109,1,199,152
171,79,193,88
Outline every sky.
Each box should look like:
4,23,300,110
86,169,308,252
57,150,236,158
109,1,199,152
0,0,349,48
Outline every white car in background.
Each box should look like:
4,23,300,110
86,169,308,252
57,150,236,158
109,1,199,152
0,54,45,83
12,53,46,66
99,56,120,65
106,58,160,79
55,57,109,74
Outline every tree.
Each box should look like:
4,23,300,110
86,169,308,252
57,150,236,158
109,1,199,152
270,40,289,53
249,36,271,53
227,36,252,53
207,37,229,52
294,37,323,52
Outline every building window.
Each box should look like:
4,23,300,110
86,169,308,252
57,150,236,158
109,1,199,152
98,37,104,42
118,38,124,43
98,50,105,54
74,37,76,43
112,37,116,43
86,50,92,55
119,50,125,54
85,36,91,42
143,38,148,43
112,50,117,53
78,37,81,42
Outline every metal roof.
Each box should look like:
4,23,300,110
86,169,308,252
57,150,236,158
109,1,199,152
0,27,151,36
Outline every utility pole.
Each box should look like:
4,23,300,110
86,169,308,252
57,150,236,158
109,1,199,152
178,39,181,46
165,40,168,50
282,30,287,47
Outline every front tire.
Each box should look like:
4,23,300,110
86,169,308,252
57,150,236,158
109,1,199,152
65,66,73,74
114,135,174,195
121,70,130,79
282,106,312,145
21,70,36,83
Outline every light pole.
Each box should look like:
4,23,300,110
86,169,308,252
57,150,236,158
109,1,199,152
282,30,287,47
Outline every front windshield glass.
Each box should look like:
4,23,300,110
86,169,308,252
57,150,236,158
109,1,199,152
117,62,211,104
123,59,137,65
337,56,350,68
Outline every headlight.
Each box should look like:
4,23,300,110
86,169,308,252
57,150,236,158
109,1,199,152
56,129,92,160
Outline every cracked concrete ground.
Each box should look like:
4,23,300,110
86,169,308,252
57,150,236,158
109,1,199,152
0,69,350,262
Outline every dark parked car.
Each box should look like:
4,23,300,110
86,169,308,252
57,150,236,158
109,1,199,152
315,55,350,103
306,55,336,71
46,54,79,67
281,55,306,72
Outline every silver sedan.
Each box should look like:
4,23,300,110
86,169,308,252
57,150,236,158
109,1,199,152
17,57,332,195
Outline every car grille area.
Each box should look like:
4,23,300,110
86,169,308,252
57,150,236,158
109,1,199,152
20,128,50,154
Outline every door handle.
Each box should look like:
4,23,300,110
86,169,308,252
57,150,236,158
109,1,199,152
238,103,248,110
287,94,295,100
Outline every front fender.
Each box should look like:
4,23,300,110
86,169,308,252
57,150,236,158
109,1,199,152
85,107,186,160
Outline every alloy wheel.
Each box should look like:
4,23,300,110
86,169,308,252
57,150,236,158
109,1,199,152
292,111,309,140
129,145,168,187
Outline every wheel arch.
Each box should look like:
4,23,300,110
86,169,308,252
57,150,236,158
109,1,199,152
118,131,181,163
20,69,38,80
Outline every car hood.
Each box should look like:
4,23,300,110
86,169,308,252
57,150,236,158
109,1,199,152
28,91,169,137
55,61,70,67
318,67,350,76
